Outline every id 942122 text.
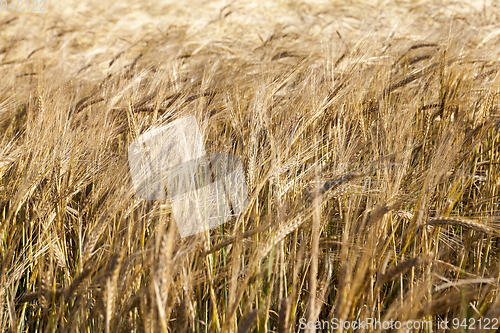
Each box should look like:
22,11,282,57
1,1,46,12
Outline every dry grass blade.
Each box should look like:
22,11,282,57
434,278,497,292
417,290,479,317
277,297,290,333
236,309,259,333
426,216,500,237
378,257,429,286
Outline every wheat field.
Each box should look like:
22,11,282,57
1,0,500,332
